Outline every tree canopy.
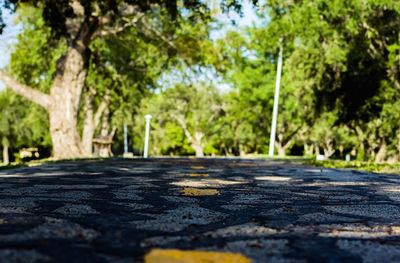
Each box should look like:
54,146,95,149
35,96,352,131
1,0,400,163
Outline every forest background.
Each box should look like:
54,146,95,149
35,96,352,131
0,0,399,164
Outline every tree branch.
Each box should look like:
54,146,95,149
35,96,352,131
0,70,51,109
96,14,145,37
138,22,178,50
94,99,109,129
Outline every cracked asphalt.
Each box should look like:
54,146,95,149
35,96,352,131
0,158,399,262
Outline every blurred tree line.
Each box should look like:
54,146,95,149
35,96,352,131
0,0,400,162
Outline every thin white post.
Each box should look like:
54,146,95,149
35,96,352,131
269,44,283,157
123,123,128,154
143,114,152,158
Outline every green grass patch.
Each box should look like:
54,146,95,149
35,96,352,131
305,159,400,174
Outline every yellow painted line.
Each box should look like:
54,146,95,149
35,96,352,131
392,226,400,234
145,249,251,263
182,187,219,196
190,166,206,169
188,173,209,177
172,179,242,188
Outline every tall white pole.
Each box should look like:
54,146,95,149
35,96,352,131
143,114,152,158
269,45,283,157
123,123,128,154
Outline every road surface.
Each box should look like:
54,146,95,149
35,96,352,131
0,158,399,262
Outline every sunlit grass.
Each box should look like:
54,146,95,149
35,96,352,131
305,159,400,174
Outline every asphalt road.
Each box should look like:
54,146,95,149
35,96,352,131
0,158,399,263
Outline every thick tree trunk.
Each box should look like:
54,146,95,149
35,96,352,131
2,144,9,165
49,46,89,159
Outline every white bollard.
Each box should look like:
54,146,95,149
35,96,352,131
143,114,152,158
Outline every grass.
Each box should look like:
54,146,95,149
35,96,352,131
304,159,400,174
0,156,106,171
249,154,400,174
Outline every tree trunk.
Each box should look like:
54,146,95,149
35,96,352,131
192,144,204,157
2,144,9,165
81,92,95,155
323,139,335,158
275,139,294,157
49,46,89,159
275,142,286,157
304,143,314,156
375,140,387,163
191,131,204,157
100,105,111,137
239,143,245,157
174,115,205,157
81,88,109,156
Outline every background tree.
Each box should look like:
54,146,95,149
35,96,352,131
0,89,50,164
134,83,224,157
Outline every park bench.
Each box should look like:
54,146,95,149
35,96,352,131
93,127,117,157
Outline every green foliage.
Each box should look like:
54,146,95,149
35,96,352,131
9,5,66,93
0,89,50,149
